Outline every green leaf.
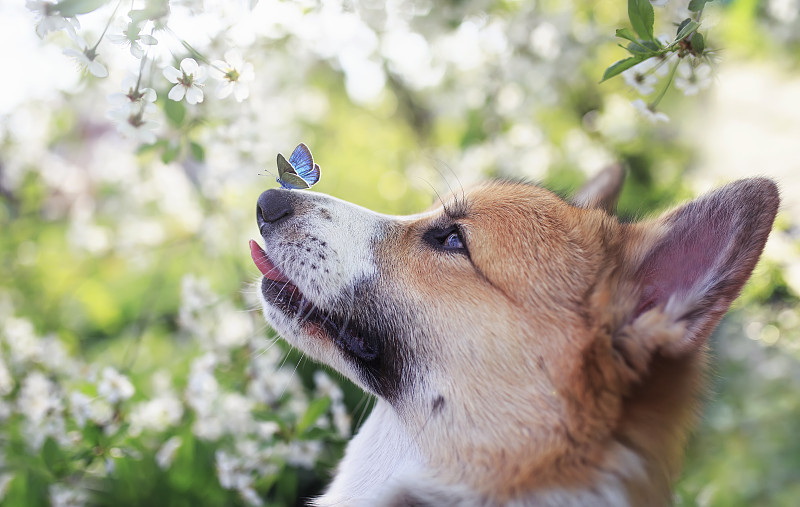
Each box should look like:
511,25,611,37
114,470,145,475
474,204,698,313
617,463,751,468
691,31,705,54
129,0,171,25
675,20,700,42
626,41,653,55
54,0,111,16
189,141,205,162
601,55,646,83
41,437,68,477
164,99,186,127
615,28,639,43
137,139,168,155
688,0,712,12
296,396,331,434
161,142,181,164
677,18,693,35
628,0,655,41
275,468,298,504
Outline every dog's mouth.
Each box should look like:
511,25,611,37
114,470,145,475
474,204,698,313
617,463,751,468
249,239,379,361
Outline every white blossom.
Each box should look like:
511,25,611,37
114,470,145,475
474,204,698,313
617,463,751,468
0,355,14,396
26,0,79,39
239,487,264,507
332,401,351,438
128,394,183,435
97,366,135,404
675,60,713,96
107,22,158,59
0,473,14,503
211,50,255,102
69,392,114,428
215,449,265,506
108,75,157,116
631,99,670,123
314,371,344,402
156,436,182,470
49,483,88,507
18,372,62,426
68,392,91,428
216,450,253,490
163,58,207,104
108,108,159,145
62,35,108,78
622,58,661,95
4,317,42,365
283,440,322,469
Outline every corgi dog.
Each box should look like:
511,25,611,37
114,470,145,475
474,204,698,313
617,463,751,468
250,166,778,506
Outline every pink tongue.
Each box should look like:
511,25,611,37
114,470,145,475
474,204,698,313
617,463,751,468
249,240,290,283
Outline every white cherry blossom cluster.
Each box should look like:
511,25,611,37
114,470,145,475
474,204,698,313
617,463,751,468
25,0,255,146
608,1,717,124
0,272,350,505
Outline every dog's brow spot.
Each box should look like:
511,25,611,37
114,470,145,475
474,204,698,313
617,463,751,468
432,395,445,413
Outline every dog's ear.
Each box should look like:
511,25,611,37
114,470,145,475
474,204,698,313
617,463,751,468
613,179,778,377
573,164,625,213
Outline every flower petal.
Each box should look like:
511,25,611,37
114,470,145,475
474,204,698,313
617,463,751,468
168,84,186,101
130,42,144,59
185,86,204,104
88,61,109,78
233,84,249,102
107,33,128,45
193,67,208,84
180,58,199,74
217,82,233,99
163,66,181,83
142,88,157,102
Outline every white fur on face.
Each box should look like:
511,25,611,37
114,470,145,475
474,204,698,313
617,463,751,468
256,191,390,388
260,192,384,307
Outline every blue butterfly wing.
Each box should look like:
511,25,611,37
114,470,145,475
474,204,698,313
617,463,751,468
304,163,320,186
288,144,313,176
288,143,320,185
276,152,309,189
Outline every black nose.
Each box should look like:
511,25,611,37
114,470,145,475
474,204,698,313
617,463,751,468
257,189,294,229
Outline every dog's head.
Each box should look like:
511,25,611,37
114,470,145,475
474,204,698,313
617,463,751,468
251,168,778,500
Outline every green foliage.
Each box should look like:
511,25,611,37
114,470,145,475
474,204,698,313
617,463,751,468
627,0,655,41
5,0,800,505
601,55,647,82
54,0,112,17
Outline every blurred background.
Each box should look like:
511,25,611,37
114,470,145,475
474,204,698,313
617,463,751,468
1,0,799,505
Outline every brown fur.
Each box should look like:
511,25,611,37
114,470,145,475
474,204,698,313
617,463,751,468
254,170,779,505
382,177,775,501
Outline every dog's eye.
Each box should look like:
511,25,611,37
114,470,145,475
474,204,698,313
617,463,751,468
424,225,469,254
443,231,464,250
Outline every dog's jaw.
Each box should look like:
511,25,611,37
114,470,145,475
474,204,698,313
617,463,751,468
252,190,415,399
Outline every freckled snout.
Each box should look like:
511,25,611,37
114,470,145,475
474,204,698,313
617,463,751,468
257,189,294,232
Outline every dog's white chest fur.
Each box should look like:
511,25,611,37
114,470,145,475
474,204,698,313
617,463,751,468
315,401,425,506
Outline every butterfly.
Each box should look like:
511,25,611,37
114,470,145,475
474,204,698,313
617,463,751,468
276,143,321,190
